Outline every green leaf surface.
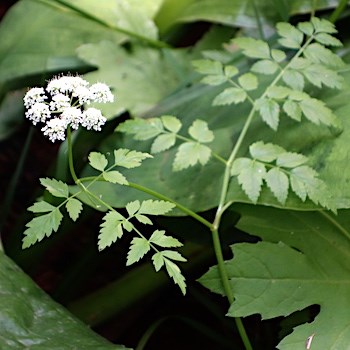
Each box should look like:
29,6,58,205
256,98,280,130
303,43,344,68
213,87,247,106
28,201,56,213
265,168,289,204
282,70,304,91
126,200,141,216
89,152,108,172
149,230,183,248
151,133,177,153
22,209,63,248
173,142,212,171
283,99,302,121
199,205,350,349
192,59,223,75
139,200,176,216
277,22,303,49
238,73,258,91
66,198,83,221
249,141,284,162
98,211,124,251
302,64,343,90
251,60,279,75
314,33,342,47
161,250,187,262
164,259,186,295
188,119,214,143
40,178,69,198
233,38,270,59
161,115,182,133
0,251,129,349
126,237,151,266
113,149,153,169
276,152,308,168
103,170,128,185
116,119,163,141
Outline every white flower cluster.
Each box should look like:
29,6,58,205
23,75,114,142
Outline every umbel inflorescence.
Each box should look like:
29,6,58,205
23,75,114,142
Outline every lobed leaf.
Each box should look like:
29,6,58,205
200,74,227,86
311,17,337,34
135,214,153,225
98,211,124,251
297,21,314,36
88,152,108,172
149,230,183,248
113,148,152,168
161,250,187,262
161,115,182,133
126,237,150,266
213,87,247,106
271,49,286,63
65,198,83,222
303,43,344,68
164,259,187,295
173,142,212,171
302,64,343,89
188,120,214,143
22,209,63,248
224,65,239,78
266,86,291,99
277,22,304,49
152,251,165,271
40,178,69,198
276,152,308,168
233,37,270,59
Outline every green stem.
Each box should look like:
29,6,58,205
329,0,348,23
67,127,79,183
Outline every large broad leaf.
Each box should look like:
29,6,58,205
0,250,129,349
199,204,350,349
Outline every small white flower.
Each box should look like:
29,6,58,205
80,107,107,131
49,93,71,111
47,76,89,95
72,85,92,105
89,83,114,103
61,107,82,129
41,118,66,142
25,103,51,125
23,87,47,108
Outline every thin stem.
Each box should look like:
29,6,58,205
329,0,348,23
67,127,79,183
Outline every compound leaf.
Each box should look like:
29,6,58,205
40,178,69,198
213,87,247,106
149,230,182,248
22,209,63,248
139,200,175,216
65,198,83,222
113,149,152,168
188,120,214,143
98,211,124,251
173,142,211,171
88,152,108,172
199,206,350,349
126,237,150,266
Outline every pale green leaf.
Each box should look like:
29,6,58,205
188,120,214,143
139,200,176,215
238,73,258,91
22,209,63,248
149,230,182,248
173,142,212,171
266,86,291,99
251,60,278,75
192,59,223,75
283,100,302,121
88,152,108,172
151,134,177,153
65,198,83,222
282,70,304,91
233,37,270,59
126,237,150,266
98,211,124,251
290,173,307,201
28,201,55,213
265,168,289,204
103,170,128,185
311,17,337,34
237,160,266,203
122,220,134,232
271,49,286,63
289,57,311,70
164,259,187,295
224,65,239,78
277,22,303,49
152,252,165,271
135,214,153,225
116,118,163,140
40,178,69,198
249,141,284,162
255,98,280,130
302,64,343,89
213,87,247,106
200,74,227,86
113,148,152,168
303,43,344,68
297,21,314,36
231,158,252,176
161,115,182,133
299,98,339,127
276,153,308,168
161,250,187,262
314,33,342,47
126,200,141,216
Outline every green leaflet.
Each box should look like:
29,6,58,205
65,198,83,221
40,178,69,198
199,205,350,349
